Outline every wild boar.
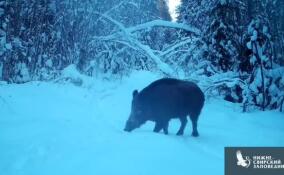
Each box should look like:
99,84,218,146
124,78,205,137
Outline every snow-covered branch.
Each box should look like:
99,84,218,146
160,38,194,57
130,39,174,75
93,11,175,75
94,11,131,36
92,9,204,76
93,19,200,41
127,20,200,35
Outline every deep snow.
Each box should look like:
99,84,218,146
0,71,284,175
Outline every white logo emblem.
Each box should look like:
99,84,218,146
236,150,251,168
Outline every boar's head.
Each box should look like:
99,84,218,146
124,90,147,132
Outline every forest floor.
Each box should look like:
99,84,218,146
1,70,284,175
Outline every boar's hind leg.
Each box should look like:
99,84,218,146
176,117,187,136
189,115,199,137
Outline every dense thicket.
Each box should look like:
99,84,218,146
0,0,171,82
177,0,284,111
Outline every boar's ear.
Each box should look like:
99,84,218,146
132,90,139,97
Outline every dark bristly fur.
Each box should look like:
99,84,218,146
124,78,205,137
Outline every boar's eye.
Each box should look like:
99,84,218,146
129,117,135,122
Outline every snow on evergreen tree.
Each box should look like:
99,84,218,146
177,0,284,111
177,0,214,32
243,18,284,111
205,0,246,72
1,0,58,83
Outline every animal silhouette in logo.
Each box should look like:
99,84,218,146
236,150,251,168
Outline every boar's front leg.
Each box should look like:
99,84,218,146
153,120,169,135
176,117,187,135
162,120,169,135
153,122,163,133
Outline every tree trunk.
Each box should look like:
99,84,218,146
253,41,266,111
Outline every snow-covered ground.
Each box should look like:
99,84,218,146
0,71,283,175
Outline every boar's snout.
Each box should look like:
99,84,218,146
124,116,141,132
124,125,132,132
124,120,135,132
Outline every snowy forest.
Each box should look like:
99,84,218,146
0,1,284,175
1,0,284,111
